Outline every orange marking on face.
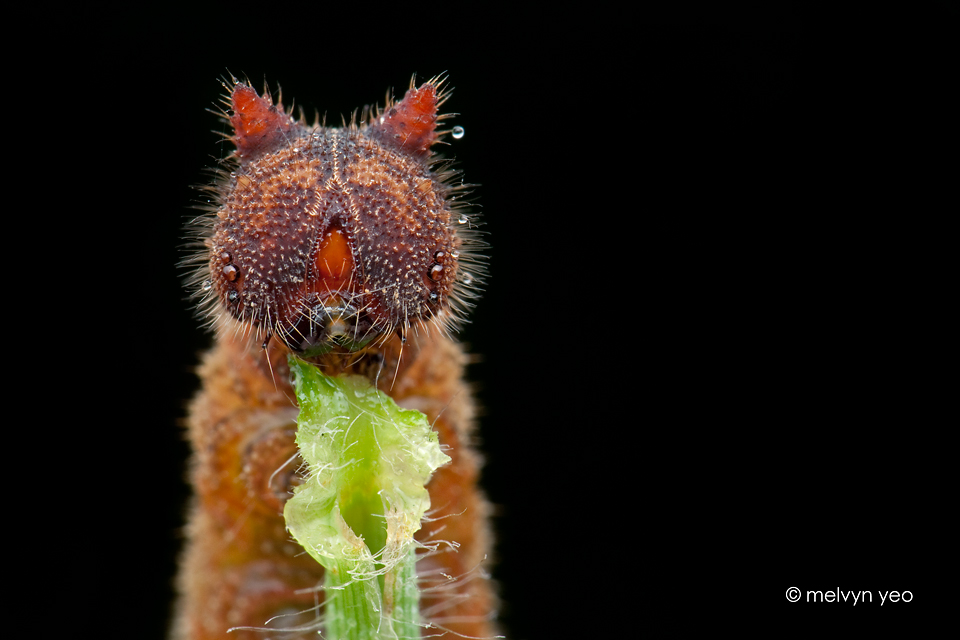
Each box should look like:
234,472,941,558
313,227,354,293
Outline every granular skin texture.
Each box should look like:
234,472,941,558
204,80,465,352
173,77,495,639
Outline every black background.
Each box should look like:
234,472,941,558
40,3,955,637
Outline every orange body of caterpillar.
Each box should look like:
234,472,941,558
173,76,495,639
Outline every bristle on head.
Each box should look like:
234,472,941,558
229,84,294,160
370,83,440,159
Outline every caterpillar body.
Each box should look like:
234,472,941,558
173,75,496,639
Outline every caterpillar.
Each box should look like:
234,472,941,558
173,74,497,639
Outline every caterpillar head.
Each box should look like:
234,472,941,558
187,75,483,361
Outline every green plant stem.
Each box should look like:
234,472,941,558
324,548,420,640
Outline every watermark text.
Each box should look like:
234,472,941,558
785,587,913,605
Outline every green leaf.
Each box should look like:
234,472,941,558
284,356,450,639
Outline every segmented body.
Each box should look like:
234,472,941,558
172,77,496,639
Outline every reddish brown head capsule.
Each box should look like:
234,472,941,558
195,76,482,357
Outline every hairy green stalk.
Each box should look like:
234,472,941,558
284,357,450,639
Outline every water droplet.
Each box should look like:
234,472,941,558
201,280,212,291
452,125,465,139
223,264,238,281
458,214,469,224
429,264,444,281
228,291,239,301
462,272,473,285
451,250,460,259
